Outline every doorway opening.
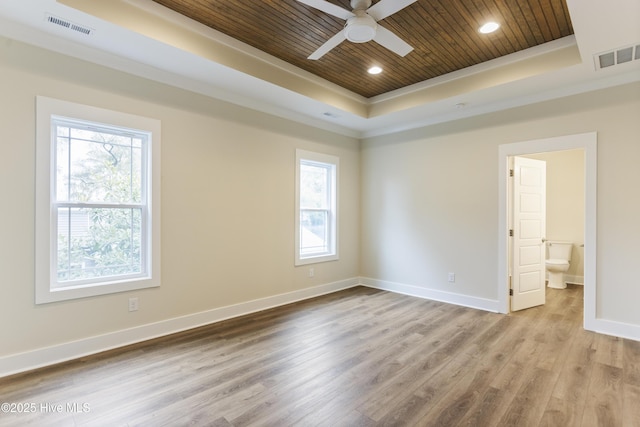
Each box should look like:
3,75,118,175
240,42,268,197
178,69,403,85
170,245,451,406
497,132,597,332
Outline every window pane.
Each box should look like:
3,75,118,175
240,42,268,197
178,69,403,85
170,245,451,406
300,209,328,255
56,135,70,201
55,124,142,204
56,207,142,284
300,163,329,209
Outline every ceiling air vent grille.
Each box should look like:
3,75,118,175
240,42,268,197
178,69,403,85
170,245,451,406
594,44,640,70
46,14,93,36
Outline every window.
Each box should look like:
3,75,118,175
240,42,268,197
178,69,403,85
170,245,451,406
295,149,338,265
35,97,161,303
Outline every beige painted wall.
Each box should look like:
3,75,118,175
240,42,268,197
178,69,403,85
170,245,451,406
525,150,585,282
361,81,640,325
0,39,360,357
2,35,639,363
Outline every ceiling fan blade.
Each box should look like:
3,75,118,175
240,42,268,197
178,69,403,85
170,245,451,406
296,0,355,20
367,0,418,21
372,25,413,57
308,29,347,60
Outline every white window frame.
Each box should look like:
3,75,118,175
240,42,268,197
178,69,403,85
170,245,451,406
295,149,338,266
35,96,161,304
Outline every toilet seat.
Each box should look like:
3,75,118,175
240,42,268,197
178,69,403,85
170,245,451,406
546,259,569,267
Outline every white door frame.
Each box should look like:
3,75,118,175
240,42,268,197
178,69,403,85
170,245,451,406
497,132,597,331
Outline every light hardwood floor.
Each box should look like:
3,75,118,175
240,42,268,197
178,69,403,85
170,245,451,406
1,285,639,426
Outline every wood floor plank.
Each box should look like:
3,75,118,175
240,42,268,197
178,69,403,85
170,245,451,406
408,310,534,426
358,313,496,420
361,317,494,421
623,339,640,387
622,383,640,427
594,333,625,368
1,285,638,427
547,328,597,422
497,367,558,427
455,385,506,427
227,297,444,425
581,362,624,427
539,396,580,427
374,322,503,424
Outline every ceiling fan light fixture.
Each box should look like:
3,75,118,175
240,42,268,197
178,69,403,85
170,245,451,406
368,66,383,74
479,22,500,34
345,15,377,43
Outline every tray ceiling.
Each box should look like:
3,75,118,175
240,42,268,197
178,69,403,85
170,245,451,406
2,0,638,137
151,0,574,98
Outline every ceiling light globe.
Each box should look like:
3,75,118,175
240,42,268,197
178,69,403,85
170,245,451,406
479,22,500,34
345,15,377,43
368,66,383,74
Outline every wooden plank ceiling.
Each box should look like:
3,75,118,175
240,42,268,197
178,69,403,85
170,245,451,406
151,0,574,98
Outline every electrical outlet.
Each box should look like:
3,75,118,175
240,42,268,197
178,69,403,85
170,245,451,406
308,268,314,278
128,297,139,312
447,273,455,283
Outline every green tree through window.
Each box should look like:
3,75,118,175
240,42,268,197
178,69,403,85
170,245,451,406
54,120,146,285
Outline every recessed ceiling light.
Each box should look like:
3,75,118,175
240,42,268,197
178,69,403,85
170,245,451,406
368,66,383,75
479,22,500,34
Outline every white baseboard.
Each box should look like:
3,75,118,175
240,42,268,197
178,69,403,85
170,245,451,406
360,277,501,313
564,274,584,285
362,277,640,342
545,272,584,285
4,276,637,378
0,278,360,378
586,318,640,342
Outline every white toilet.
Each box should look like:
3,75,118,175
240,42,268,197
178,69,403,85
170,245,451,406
545,241,573,289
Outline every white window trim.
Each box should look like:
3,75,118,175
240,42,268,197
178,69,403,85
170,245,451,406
295,149,339,266
35,96,161,304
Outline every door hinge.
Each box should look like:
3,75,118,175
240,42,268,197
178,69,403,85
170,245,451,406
509,289,513,296
509,229,514,237
509,169,514,177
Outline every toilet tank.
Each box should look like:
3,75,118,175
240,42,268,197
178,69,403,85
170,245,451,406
547,241,573,260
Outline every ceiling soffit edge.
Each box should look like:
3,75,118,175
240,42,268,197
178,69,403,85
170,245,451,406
59,0,369,117
369,36,581,118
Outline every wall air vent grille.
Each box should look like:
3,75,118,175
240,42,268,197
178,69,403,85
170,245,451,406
594,44,640,70
46,14,93,36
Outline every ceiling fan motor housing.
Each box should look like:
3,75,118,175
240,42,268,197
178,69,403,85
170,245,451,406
345,13,377,43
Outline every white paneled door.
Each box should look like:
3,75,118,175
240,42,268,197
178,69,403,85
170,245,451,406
511,157,546,312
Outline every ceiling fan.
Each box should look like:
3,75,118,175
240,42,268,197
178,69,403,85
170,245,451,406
297,0,417,60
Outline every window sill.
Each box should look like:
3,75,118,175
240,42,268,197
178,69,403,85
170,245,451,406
295,254,339,266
